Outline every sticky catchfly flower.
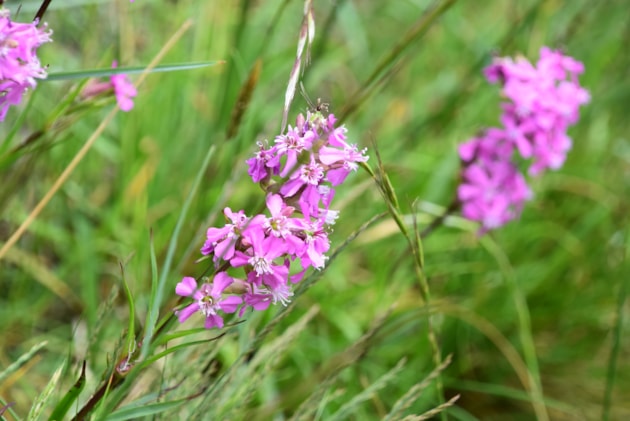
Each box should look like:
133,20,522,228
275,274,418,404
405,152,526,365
175,274,242,329
0,8,52,121
80,61,138,112
177,109,368,328
484,47,590,175
110,61,137,112
457,47,588,233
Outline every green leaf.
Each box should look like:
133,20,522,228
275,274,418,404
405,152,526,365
139,337,224,370
329,359,407,421
48,361,87,421
0,341,47,385
103,398,189,421
156,327,210,345
141,145,216,360
44,61,224,82
120,263,137,368
27,360,65,421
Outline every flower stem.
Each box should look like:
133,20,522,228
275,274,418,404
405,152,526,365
34,0,53,23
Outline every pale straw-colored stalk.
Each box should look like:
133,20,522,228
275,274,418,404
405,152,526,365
280,0,314,132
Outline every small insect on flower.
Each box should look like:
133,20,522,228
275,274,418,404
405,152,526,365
300,82,329,113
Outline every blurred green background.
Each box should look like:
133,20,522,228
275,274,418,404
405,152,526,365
1,0,629,419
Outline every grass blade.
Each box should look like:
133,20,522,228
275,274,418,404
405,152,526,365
104,398,189,421
338,0,457,123
48,361,87,421
480,236,549,421
281,0,315,131
120,263,137,372
141,145,216,360
226,59,262,140
0,341,47,386
602,225,630,420
139,337,226,370
26,360,65,421
329,358,407,421
384,355,453,421
45,61,224,82
404,394,460,421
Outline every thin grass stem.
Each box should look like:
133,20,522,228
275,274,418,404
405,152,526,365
602,224,630,420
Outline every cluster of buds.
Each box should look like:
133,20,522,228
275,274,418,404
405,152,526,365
0,8,52,121
175,111,369,328
458,47,590,233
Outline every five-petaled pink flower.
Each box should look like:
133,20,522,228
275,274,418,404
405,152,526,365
175,273,243,329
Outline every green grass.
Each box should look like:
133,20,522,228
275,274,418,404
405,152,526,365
1,0,629,419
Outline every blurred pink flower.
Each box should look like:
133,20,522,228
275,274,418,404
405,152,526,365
0,9,52,120
458,47,589,233
458,133,532,233
110,61,137,112
81,61,138,112
485,47,589,175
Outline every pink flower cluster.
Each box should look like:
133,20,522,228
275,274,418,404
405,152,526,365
458,47,589,233
176,111,368,328
0,9,52,121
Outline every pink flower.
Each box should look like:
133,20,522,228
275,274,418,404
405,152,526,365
457,47,588,233
81,61,138,112
230,225,287,276
237,261,294,317
280,157,324,197
110,61,137,112
458,134,532,233
484,47,589,175
177,111,367,327
175,273,242,329
263,194,298,238
246,141,280,182
289,217,330,269
275,125,315,178
202,208,264,262
319,141,369,186
0,9,52,121
241,284,273,315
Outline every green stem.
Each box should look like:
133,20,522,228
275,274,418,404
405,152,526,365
410,216,446,419
363,155,447,416
602,225,629,421
34,0,52,22
481,238,549,421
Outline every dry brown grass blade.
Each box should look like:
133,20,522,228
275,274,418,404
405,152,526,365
227,59,262,140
